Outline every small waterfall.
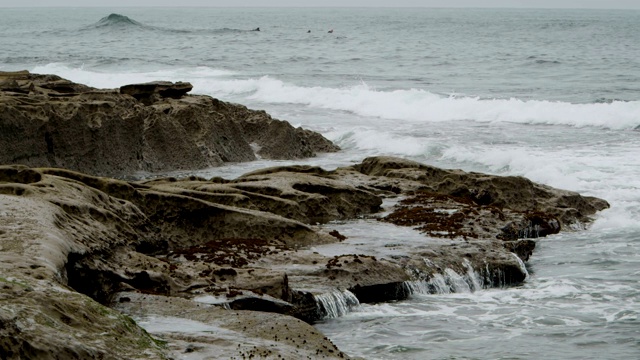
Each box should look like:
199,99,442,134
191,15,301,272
519,221,541,238
511,253,530,280
404,259,493,294
404,260,487,295
430,273,453,293
314,289,360,319
463,258,484,291
444,268,472,292
404,273,450,294
484,262,495,287
518,218,560,238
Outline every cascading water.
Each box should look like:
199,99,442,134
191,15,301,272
463,258,484,290
403,257,526,295
520,222,541,238
443,268,472,292
511,252,530,280
314,289,360,319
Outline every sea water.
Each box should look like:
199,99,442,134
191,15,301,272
1,7,639,359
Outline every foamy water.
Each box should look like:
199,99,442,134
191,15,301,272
2,7,639,359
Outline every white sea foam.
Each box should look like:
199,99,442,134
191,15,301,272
324,301,439,320
332,128,430,156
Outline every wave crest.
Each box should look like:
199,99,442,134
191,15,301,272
197,76,640,130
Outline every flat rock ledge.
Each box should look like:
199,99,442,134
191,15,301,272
0,156,608,359
0,71,339,178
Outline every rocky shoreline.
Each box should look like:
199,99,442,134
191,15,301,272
0,72,609,359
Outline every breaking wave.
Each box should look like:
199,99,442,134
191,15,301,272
197,76,640,130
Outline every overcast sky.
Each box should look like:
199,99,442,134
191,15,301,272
0,0,640,9
1,1,640,9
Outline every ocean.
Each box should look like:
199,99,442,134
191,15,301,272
1,7,639,359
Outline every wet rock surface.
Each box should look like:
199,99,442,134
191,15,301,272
0,156,608,359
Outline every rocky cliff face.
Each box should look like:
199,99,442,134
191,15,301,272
0,71,339,178
0,156,608,359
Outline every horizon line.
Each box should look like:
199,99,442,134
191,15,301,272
1,5,639,9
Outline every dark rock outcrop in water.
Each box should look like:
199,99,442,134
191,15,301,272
0,157,608,358
0,71,339,178
0,73,610,359
89,13,146,30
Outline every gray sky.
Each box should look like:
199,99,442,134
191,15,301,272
1,0,640,9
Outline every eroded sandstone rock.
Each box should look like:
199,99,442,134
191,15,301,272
0,71,339,178
0,154,608,357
